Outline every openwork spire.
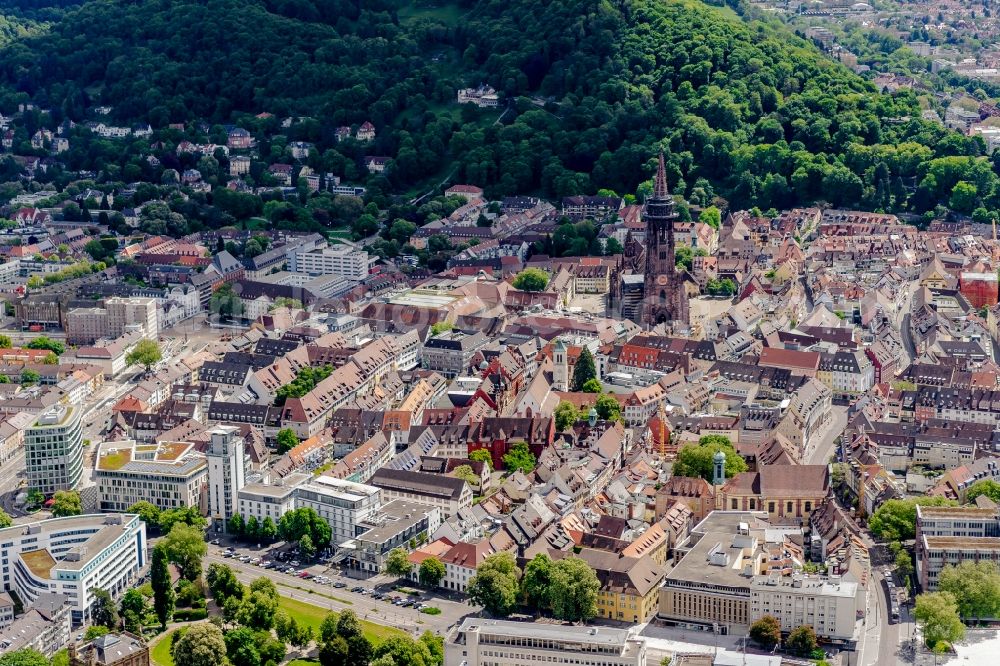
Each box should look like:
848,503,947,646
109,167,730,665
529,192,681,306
654,151,668,198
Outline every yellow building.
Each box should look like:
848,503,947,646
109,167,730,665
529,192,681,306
554,548,666,623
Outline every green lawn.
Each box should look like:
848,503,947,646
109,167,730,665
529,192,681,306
278,595,404,645
150,629,176,666
286,661,319,666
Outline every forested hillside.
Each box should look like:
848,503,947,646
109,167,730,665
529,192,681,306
0,0,996,219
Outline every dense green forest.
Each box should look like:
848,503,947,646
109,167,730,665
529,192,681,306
0,0,997,221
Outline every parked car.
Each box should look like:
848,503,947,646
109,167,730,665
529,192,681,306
333,582,347,588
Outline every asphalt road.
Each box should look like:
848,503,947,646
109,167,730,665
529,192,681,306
204,549,477,636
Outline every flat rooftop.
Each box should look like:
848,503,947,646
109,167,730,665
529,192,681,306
239,480,301,500
356,500,434,545
751,575,857,598
95,440,204,475
388,289,459,308
923,536,1000,551
20,548,55,578
300,475,379,502
918,506,997,519
0,514,140,574
454,617,635,648
666,511,772,590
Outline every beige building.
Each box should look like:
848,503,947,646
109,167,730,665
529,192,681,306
94,440,207,513
659,510,861,644
66,297,159,345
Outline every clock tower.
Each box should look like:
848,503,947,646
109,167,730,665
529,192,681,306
642,152,688,327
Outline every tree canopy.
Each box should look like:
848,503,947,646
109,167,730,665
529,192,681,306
915,591,966,651
125,339,162,372
502,441,536,474
750,615,781,649
869,496,957,541
671,435,747,482
50,489,81,517
468,552,521,617
938,560,1000,620
571,348,598,391
512,268,549,292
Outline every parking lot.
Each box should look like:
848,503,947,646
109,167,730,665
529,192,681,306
218,545,451,617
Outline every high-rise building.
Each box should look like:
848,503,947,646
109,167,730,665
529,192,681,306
206,425,246,532
642,152,687,328
25,405,83,493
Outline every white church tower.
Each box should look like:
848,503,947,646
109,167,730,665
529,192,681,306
553,338,568,392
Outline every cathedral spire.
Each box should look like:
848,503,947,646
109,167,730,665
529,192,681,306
654,151,668,198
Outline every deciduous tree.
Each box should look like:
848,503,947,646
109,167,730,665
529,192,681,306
385,547,412,577
915,591,965,650
172,623,228,666
785,625,817,657
671,436,746,481
502,441,536,474
163,523,208,581
91,588,120,629
554,401,580,431
126,339,162,372
512,268,549,292
419,557,445,587
51,490,81,517
207,563,244,605
548,557,600,622
938,560,1000,620
468,552,521,617
750,615,781,649
870,497,957,541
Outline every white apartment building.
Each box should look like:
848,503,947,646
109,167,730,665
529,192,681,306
818,351,874,398
288,244,369,280
0,259,20,284
750,573,860,643
207,425,247,532
0,514,146,626
94,440,207,513
446,619,647,666
25,405,83,494
237,472,310,524
294,475,382,547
